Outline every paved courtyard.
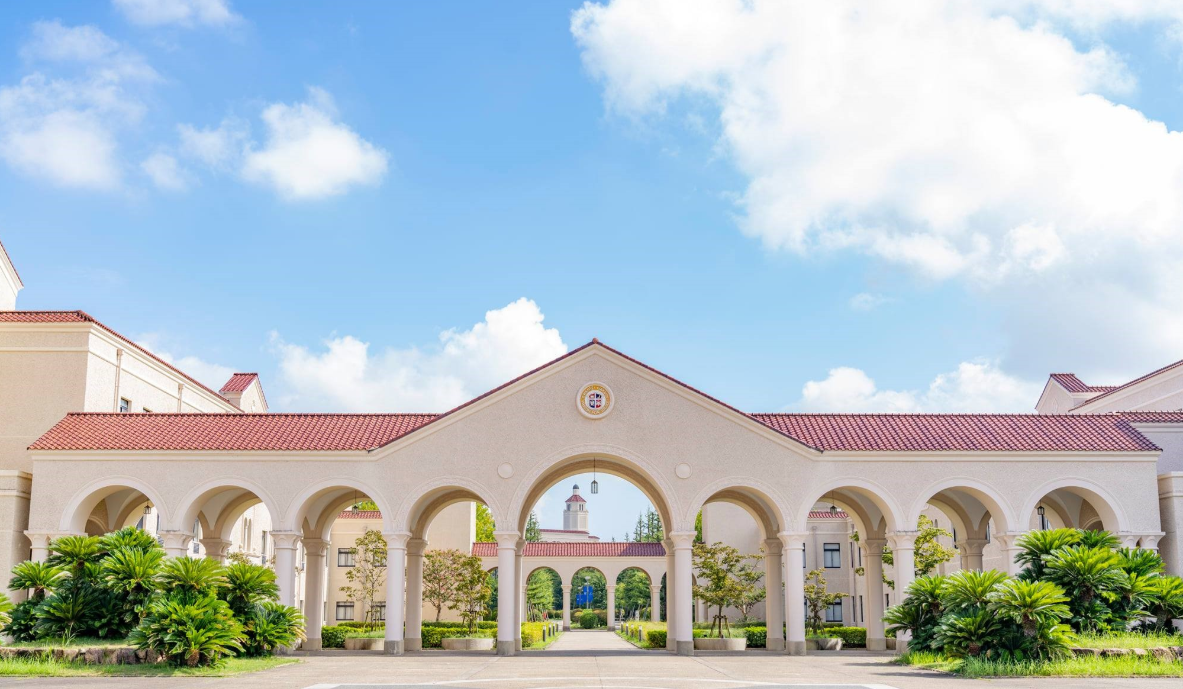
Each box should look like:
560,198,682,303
0,632,1178,689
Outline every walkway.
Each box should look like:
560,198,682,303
543,628,641,654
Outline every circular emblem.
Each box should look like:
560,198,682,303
577,382,614,419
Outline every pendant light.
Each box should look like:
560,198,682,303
590,458,599,494
828,489,838,515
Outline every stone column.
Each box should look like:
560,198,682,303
160,531,193,560
200,538,232,564
607,579,617,630
24,532,53,563
561,584,572,630
1158,473,1183,577
780,531,807,656
1138,533,1164,552
382,532,409,655
271,531,301,608
994,532,1026,576
514,541,524,651
649,584,661,623
302,538,327,650
863,539,887,651
405,538,426,651
763,538,784,651
494,531,519,656
887,531,918,653
958,538,987,571
664,538,675,651
670,531,696,656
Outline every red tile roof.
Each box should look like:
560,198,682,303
1072,358,1183,411
565,494,586,503
337,510,382,520
220,373,259,393
1048,373,1115,394
0,310,234,408
749,413,1160,453
1119,411,1183,423
30,412,436,452
473,542,666,557
808,510,850,520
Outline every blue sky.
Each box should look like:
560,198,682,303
2,2,1183,537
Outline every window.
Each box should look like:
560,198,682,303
335,602,354,621
372,602,385,621
885,593,890,609
825,601,843,623
119,398,130,413
823,543,841,568
338,548,355,567
858,596,864,623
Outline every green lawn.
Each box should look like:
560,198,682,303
1073,631,1182,649
5,637,132,649
0,655,296,677
898,651,1183,678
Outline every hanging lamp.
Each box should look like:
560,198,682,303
828,489,838,515
591,458,599,494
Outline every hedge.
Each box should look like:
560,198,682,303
421,626,495,648
337,621,382,630
820,626,865,647
421,620,497,630
321,625,347,649
645,629,666,648
578,611,599,629
743,626,766,648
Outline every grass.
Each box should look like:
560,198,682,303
5,637,131,649
898,650,1183,678
1074,631,1182,649
616,621,664,649
524,630,562,650
0,656,297,677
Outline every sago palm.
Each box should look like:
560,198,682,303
9,561,67,599
1042,546,1124,608
882,602,925,641
47,535,103,576
987,579,1070,636
1014,528,1079,579
1147,575,1183,629
1116,547,1164,577
33,584,97,642
99,526,161,554
130,594,243,667
159,557,227,599
941,569,1008,611
1076,529,1119,550
905,575,947,618
242,601,306,656
221,562,279,619
933,608,1002,657
1109,571,1158,627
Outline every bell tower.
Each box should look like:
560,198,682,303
562,484,589,532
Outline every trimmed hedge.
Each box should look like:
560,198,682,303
744,626,767,648
578,611,599,629
645,629,666,648
321,625,347,649
822,626,866,648
337,621,382,630
421,626,495,648
421,621,497,630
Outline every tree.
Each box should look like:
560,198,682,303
572,568,606,609
525,511,542,542
526,569,555,620
878,515,958,588
422,549,464,622
615,569,651,619
340,529,387,630
475,504,496,543
803,568,847,634
449,554,492,633
631,508,664,543
732,555,767,624
691,541,763,638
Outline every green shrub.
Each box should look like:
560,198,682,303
578,611,599,629
420,620,496,630
128,593,243,667
645,629,666,648
320,625,347,648
337,620,380,629
421,625,495,648
827,627,866,648
744,626,766,648
4,598,39,642
520,626,539,646
240,602,305,656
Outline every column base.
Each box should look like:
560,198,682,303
404,638,422,652
563,624,570,631
302,638,322,651
895,639,910,654
765,638,785,651
608,624,616,631
383,640,404,655
866,637,887,651
676,640,694,656
496,640,515,656
786,640,806,656
515,638,522,652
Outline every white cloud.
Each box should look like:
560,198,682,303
572,0,1183,373
848,292,891,311
141,152,188,190
270,298,568,412
0,22,156,190
136,334,235,391
240,87,389,200
797,360,1043,413
113,0,240,27
177,118,248,169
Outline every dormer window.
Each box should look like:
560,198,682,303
119,398,130,413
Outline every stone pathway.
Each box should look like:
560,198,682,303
543,628,642,653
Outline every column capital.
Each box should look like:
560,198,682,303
993,531,1026,548
886,530,920,551
668,531,697,549
862,537,887,554
561,584,572,591
24,530,76,548
301,538,329,557
649,584,661,593
200,538,233,558
1132,532,1165,550
270,530,302,550
516,538,526,551
957,538,988,555
159,530,194,550
763,538,783,554
382,531,412,550
407,537,428,556
493,530,521,548
777,530,809,549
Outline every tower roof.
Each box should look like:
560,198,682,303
565,493,586,504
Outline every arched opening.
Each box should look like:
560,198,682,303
526,566,562,621
912,481,1013,577
289,482,387,651
613,565,655,623
175,480,282,565
1024,483,1124,534
571,566,608,625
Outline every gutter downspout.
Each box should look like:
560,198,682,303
112,348,124,411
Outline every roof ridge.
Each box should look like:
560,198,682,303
1073,357,1183,410
60,411,438,417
